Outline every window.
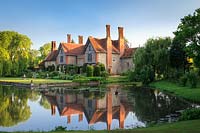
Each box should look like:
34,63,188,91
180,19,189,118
60,56,63,63
60,49,63,54
88,53,92,62
89,45,92,51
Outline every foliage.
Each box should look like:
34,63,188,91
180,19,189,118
187,70,198,88
86,65,94,77
169,39,186,71
39,95,51,109
53,126,67,131
131,37,172,84
173,8,200,69
93,65,101,76
100,71,109,78
98,62,106,71
82,63,88,73
0,86,31,127
179,74,188,86
179,108,200,121
0,31,32,77
39,42,51,60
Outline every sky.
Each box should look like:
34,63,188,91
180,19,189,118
0,0,200,49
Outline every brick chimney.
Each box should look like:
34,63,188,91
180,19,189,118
106,25,112,73
118,27,125,57
67,34,71,43
106,25,111,38
78,35,83,44
51,41,56,52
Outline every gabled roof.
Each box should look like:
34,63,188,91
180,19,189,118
85,36,120,54
45,50,58,61
121,48,137,59
60,43,85,55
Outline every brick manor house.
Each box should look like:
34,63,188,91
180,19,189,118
41,25,137,74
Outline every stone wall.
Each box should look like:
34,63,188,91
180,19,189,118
112,53,121,74
120,58,134,73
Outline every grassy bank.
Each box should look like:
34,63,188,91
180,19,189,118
0,77,72,84
149,80,200,103
1,119,200,133
0,76,132,85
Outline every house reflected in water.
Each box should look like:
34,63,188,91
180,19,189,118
43,85,132,130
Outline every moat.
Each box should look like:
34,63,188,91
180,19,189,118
0,84,195,132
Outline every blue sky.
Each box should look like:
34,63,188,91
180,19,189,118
0,0,200,49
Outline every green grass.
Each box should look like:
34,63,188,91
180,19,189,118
0,77,72,84
149,80,200,103
106,76,129,83
1,119,200,133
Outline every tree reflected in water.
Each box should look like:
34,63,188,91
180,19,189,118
0,85,32,127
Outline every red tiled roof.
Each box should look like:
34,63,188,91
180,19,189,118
45,50,58,61
61,43,85,55
87,36,120,54
121,48,137,58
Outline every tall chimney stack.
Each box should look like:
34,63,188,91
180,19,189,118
51,41,56,52
67,34,71,43
78,35,83,44
118,27,125,57
106,25,112,73
106,25,111,38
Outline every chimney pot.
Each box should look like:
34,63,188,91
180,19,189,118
78,35,83,44
106,25,111,38
67,34,71,43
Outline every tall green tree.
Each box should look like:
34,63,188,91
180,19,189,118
130,37,172,84
0,31,32,76
39,43,51,60
173,8,200,70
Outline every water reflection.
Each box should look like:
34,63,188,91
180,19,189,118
0,85,194,131
43,85,134,130
0,85,31,127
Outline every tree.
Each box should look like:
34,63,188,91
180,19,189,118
130,37,172,84
28,49,40,70
0,31,32,77
174,8,200,70
39,43,51,60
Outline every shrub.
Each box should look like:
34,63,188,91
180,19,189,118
179,74,188,86
82,63,88,73
98,63,105,71
49,71,60,77
187,71,198,88
86,65,94,77
130,66,155,85
100,71,109,78
88,77,103,81
179,108,200,121
94,65,101,76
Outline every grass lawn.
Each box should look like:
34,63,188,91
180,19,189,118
105,76,129,83
0,77,72,84
1,119,200,133
149,80,200,103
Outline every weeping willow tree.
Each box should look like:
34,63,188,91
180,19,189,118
129,37,172,84
0,31,32,77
